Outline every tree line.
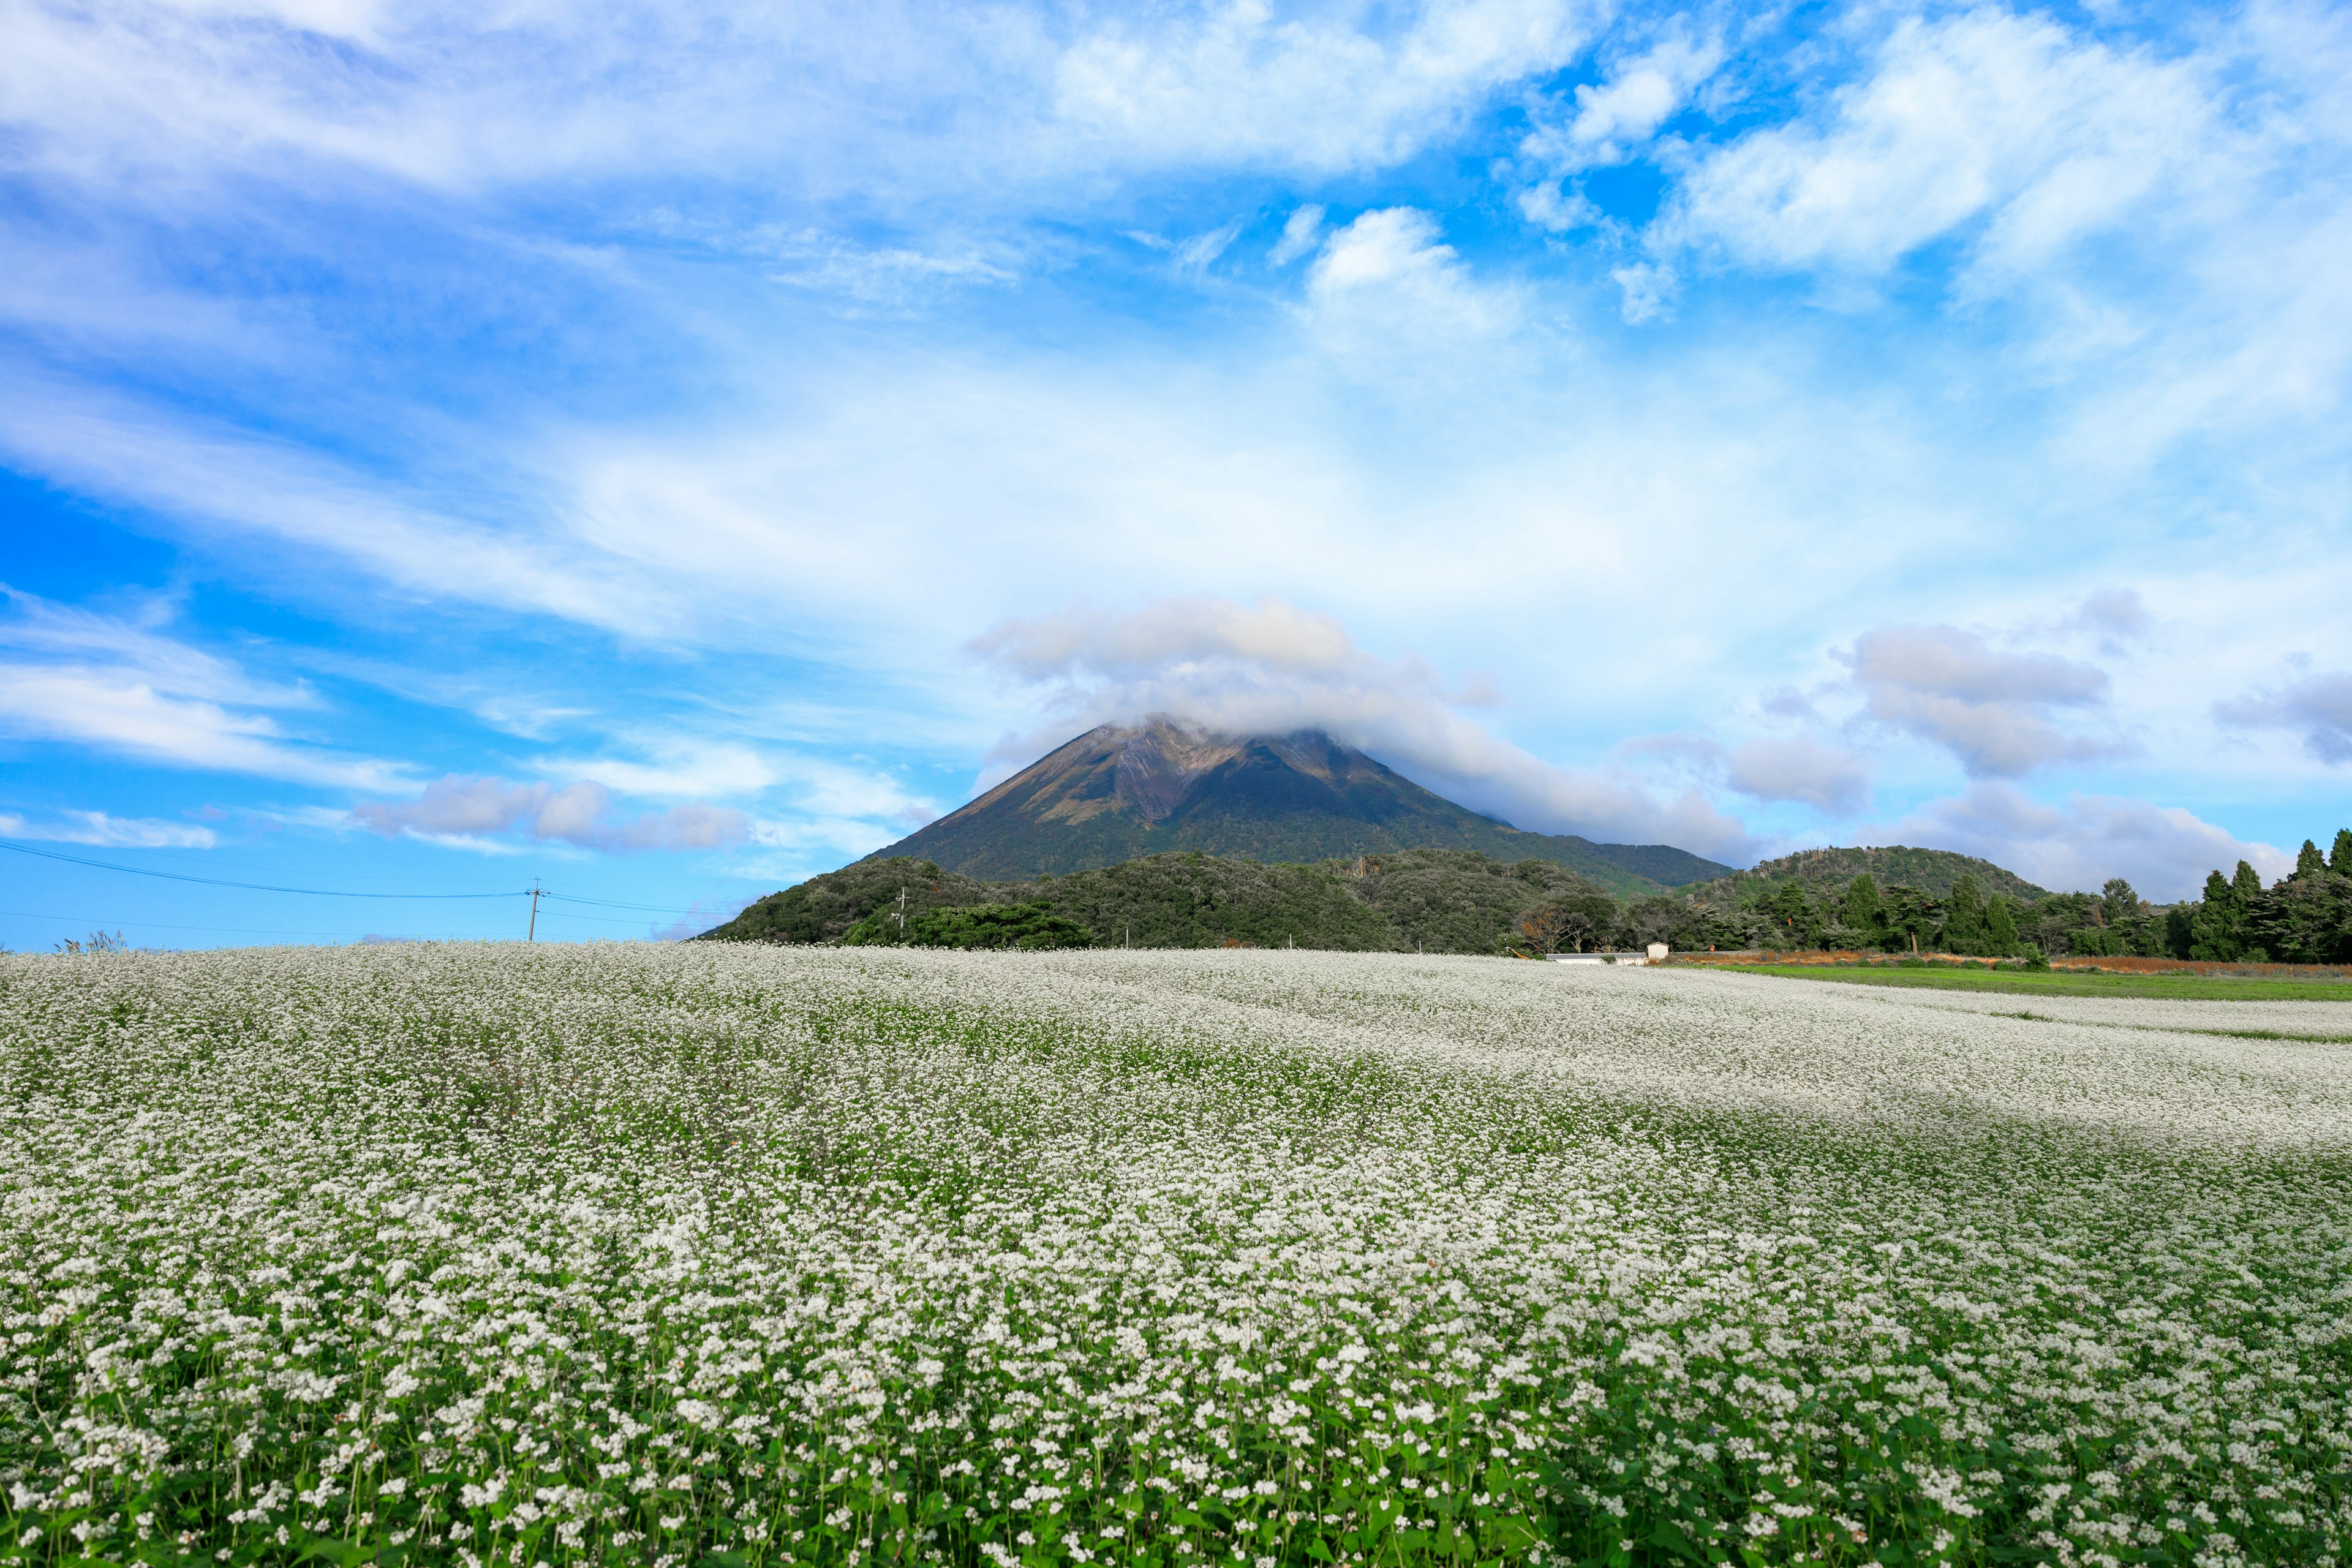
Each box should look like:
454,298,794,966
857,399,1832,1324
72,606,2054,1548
1629,828,2352,962
699,831,2352,963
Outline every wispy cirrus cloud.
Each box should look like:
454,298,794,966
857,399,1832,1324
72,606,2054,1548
0,809,217,848
0,587,405,790
1052,0,1592,176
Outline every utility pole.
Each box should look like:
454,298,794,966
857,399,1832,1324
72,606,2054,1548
527,881,543,942
894,886,908,944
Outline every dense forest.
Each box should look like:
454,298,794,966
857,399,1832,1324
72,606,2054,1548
699,831,2352,963
1681,845,2047,903
1687,829,2352,962
707,848,1661,956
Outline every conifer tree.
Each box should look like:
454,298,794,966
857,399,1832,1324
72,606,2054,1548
2189,868,2243,961
1842,873,1883,940
1944,875,1986,954
2334,828,2352,875
1984,894,2019,957
2296,839,2328,880
2232,860,2269,961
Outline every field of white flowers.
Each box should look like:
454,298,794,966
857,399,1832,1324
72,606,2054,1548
4,946,2349,1568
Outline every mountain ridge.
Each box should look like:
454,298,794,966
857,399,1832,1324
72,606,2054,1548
864,717,1733,896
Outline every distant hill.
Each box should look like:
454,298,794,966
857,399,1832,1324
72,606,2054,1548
1683,845,2048,904
701,846,1634,956
864,718,1732,898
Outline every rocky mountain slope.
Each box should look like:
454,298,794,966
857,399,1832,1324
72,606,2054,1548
865,718,1731,897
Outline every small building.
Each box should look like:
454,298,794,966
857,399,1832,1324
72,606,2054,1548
1547,944,1670,966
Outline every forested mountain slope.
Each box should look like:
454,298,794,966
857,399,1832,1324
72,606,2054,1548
701,848,1627,956
1682,845,2048,903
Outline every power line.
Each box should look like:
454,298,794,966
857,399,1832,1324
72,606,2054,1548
0,909,514,939
541,888,706,912
3,839,742,940
0,840,525,899
1,903,681,937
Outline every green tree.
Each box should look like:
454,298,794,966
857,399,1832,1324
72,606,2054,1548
2247,873,2346,965
1762,880,1822,948
2231,860,2271,960
2189,868,2246,960
1983,894,2020,957
1840,874,1885,942
2163,905,2196,959
1943,876,1987,954
2097,877,2161,956
1615,895,1711,952
2334,828,2352,875
1881,884,1942,954
2296,839,2328,880
1510,902,1596,956
850,902,1093,950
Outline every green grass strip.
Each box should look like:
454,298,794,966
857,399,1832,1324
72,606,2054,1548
1708,963,2352,1003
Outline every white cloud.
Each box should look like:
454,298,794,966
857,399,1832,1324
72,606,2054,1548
0,809,218,848
1268,204,1325,265
1172,222,1242,273
551,744,781,801
968,595,1758,859
755,230,1019,313
1869,782,2289,900
0,375,680,638
543,736,940,839
1305,207,1518,352
1843,624,2118,778
1664,10,2213,277
1608,262,1674,323
0,0,1594,208
1613,730,1871,814
351,775,748,853
1052,0,1591,176
0,588,405,789
2215,669,2352,764
1520,32,1722,174
1724,736,1872,815
2070,587,2150,642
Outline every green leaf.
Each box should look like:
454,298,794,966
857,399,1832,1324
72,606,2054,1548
1649,1521,1707,1564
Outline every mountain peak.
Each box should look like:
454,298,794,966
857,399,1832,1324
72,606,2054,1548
982,717,1381,828
869,718,1733,895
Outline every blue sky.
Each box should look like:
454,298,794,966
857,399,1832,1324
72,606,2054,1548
3,0,2350,945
